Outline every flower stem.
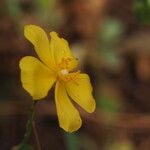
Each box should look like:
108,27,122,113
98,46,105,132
32,121,42,150
20,101,37,146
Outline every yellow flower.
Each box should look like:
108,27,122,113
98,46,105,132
19,25,96,132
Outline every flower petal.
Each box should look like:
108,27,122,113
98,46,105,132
24,25,54,67
65,74,96,113
50,32,78,71
19,56,56,100
55,81,82,132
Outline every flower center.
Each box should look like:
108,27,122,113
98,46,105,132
56,57,79,82
60,69,69,75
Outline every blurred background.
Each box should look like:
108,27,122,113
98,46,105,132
0,0,150,149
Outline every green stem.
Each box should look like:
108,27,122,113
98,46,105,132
20,101,37,146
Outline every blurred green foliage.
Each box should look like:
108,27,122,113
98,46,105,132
6,0,22,18
100,19,122,44
35,0,60,26
5,0,60,28
64,132,99,150
97,94,120,124
97,18,123,71
97,96,120,113
134,0,150,24
64,132,80,150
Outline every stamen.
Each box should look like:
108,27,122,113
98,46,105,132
56,57,72,70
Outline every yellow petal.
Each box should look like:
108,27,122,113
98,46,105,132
55,81,82,132
65,74,96,113
50,32,78,71
24,25,54,67
19,56,56,100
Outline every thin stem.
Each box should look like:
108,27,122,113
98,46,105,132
32,121,42,150
20,101,37,146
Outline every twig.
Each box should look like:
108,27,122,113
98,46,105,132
32,121,42,150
